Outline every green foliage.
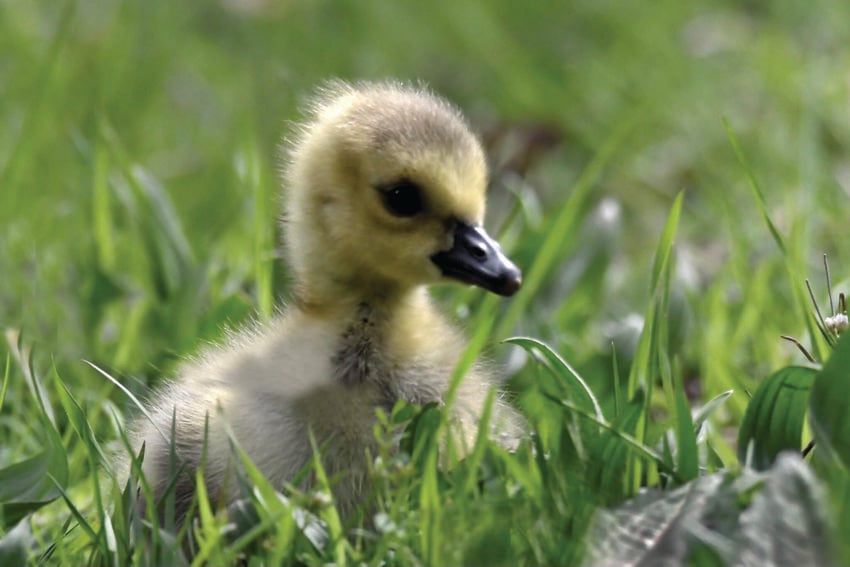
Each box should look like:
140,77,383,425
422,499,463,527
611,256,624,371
738,366,816,471
810,332,850,469
583,453,832,567
0,337,69,530
3,0,850,565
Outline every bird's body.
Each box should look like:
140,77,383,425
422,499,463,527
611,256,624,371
136,80,522,525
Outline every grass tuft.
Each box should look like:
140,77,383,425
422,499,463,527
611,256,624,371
3,1,850,565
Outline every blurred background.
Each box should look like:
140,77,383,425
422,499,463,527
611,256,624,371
2,0,850,429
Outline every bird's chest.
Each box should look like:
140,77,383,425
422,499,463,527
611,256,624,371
329,311,447,411
332,319,382,387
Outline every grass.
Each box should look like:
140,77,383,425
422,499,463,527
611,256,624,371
2,0,850,565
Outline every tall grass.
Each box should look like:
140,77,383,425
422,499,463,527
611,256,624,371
2,1,850,565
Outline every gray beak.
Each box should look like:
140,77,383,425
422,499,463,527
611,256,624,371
431,222,522,296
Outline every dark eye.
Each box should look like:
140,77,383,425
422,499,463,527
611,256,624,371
379,180,424,217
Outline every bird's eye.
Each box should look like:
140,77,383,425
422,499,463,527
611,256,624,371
379,180,424,217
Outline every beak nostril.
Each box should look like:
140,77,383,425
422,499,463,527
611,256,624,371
469,243,488,260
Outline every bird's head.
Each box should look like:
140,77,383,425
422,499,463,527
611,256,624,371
282,81,521,306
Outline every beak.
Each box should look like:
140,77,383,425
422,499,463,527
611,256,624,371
431,222,522,296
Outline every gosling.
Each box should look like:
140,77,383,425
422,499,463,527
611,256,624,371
136,80,523,526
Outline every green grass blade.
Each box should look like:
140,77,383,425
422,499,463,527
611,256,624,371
625,190,683,490
85,360,170,444
723,119,822,362
612,342,622,419
307,431,347,565
98,119,197,296
460,389,497,495
628,191,684,398
51,486,104,561
505,336,603,420
241,138,276,320
0,0,75,205
444,298,498,413
190,470,226,567
693,390,734,435
56,378,110,467
495,114,639,339
0,353,9,413
0,338,69,528
663,357,698,481
583,396,645,504
5,330,55,426
548,395,673,477
649,191,684,293
654,189,683,316
723,119,787,257
92,143,117,273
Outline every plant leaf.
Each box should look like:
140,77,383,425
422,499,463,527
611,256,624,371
738,366,816,470
504,336,603,420
581,473,726,566
693,390,734,435
809,331,850,469
734,453,831,567
0,338,69,528
582,454,829,567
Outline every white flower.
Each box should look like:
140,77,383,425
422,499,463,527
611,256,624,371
825,313,849,334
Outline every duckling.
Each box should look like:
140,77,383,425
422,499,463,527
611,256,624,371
135,80,523,526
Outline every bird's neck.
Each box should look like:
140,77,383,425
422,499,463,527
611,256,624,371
294,279,435,327
294,279,465,388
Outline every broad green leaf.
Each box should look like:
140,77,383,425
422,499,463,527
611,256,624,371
810,331,850,469
0,451,63,528
738,366,816,470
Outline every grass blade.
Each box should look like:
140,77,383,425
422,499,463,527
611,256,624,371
495,114,639,338
505,336,603,420
723,119,787,257
548,394,673,476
